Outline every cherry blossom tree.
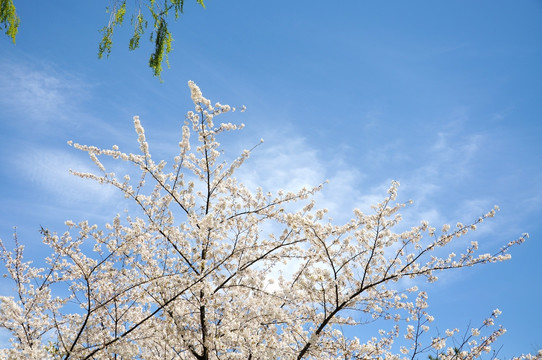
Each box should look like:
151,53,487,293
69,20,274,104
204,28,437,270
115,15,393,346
0,82,539,359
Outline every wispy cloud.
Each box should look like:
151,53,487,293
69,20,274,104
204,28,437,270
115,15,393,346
237,132,402,226
11,146,117,206
0,60,90,124
237,120,490,226
238,136,327,193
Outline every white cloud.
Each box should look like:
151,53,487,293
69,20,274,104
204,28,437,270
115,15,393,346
235,132,402,227
12,146,117,205
238,136,327,193
0,60,90,124
234,116,500,245
399,128,486,219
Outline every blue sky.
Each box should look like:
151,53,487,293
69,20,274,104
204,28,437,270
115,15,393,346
1,0,541,356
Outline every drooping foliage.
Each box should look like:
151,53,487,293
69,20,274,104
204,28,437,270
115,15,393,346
98,0,205,78
1,0,205,78
0,0,19,43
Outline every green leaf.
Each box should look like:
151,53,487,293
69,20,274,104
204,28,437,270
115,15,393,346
0,0,20,44
98,1,127,59
129,12,147,50
98,26,114,59
148,19,172,78
115,1,127,23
